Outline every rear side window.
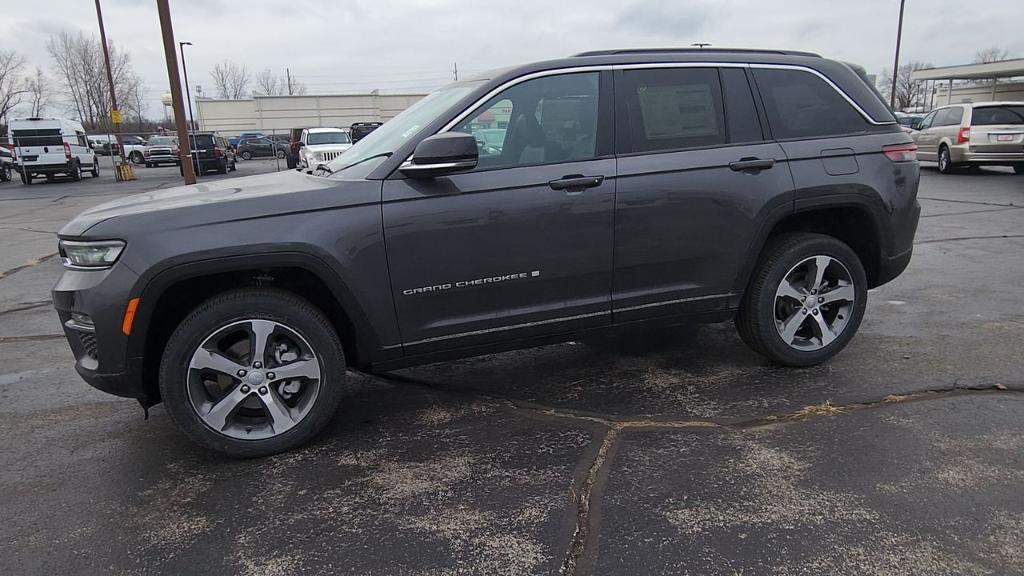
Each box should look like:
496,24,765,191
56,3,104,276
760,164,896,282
753,68,868,140
720,68,763,143
936,107,964,126
12,129,63,147
619,67,725,153
971,106,1024,126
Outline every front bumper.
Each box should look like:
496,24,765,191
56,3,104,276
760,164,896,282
52,261,149,401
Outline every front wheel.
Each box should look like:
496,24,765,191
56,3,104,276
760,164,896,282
240,151,253,160
735,233,867,367
0,163,10,182
91,160,100,177
159,289,349,457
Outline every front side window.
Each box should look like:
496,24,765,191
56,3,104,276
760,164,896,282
619,68,725,153
455,72,600,170
753,68,868,140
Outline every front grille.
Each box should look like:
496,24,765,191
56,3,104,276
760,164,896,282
149,149,172,157
78,332,98,359
316,151,343,162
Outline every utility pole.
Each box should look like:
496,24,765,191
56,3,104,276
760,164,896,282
157,0,196,185
453,62,458,81
889,0,907,110
93,0,129,172
286,68,293,95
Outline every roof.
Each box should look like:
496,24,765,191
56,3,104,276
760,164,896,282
574,47,820,58
307,127,346,133
911,59,1024,81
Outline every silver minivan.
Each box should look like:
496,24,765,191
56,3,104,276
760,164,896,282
912,102,1024,174
9,117,100,184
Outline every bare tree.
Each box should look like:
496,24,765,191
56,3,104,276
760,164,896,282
975,47,1010,64
0,49,28,126
285,73,307,96
881,61,932,111
253,69,284,96
46,31,143,131
211,60,251,99
24,67,54,117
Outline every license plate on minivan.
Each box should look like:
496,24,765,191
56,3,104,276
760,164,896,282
997,134,1013,141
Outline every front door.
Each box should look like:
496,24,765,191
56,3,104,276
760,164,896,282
383,71,615,352
611,66,795,320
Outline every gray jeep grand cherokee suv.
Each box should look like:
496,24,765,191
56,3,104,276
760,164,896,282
53,49,920,457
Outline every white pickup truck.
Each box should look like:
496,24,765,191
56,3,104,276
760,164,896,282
88,134,148,164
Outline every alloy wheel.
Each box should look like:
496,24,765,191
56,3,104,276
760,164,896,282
773,255,856,351
186,319,322,440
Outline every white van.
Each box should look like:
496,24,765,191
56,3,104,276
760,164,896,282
8,117,99,185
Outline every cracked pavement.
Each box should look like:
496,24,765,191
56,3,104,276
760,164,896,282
1,164,1023,575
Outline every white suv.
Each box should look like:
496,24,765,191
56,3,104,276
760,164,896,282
297,127,352,170
9,117,99,184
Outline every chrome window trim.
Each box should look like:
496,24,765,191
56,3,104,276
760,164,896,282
436,61,891,135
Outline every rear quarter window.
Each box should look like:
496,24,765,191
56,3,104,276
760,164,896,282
752,68,868,140
971,106,1024,126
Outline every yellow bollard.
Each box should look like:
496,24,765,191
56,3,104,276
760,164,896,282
115,162,137,182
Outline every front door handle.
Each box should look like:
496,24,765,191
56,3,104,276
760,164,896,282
729,158,775,173
549,174,604,191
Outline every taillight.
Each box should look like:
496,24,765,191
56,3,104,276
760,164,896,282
213,146,223,158
957,127,970,144
882,143,918,162
63,142,72,159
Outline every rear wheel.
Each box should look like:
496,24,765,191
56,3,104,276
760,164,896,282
735,233,867,367
275,149,286,159
70,160,82,181
240,151,253,160
937,145,956,174
159,289,349,457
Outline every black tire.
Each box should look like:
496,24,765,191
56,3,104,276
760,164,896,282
130,151,144,164
159,288,349,458
735,233,867,367
91,160,100,177
276,149,286,159
240,150,253,160
0,163,10,182
229,160,237,172
217,159,228,175
70,160,82,181
1013,164,1024,175
937,145,956,174
286,154,297,169
145,161,153,168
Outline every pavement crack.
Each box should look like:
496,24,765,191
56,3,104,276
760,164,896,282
0,226,58,235
918,196,1019,208
0,300,53,317
920,206,1024,219
915,234,1024,245
0,334,65,344
0,252,59,281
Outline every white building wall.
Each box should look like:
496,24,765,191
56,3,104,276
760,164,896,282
195,94,425,137
933,81,1024,105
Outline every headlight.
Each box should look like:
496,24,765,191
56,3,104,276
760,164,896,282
59,240,125,269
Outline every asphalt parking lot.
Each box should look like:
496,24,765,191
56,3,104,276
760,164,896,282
1,162,1022,575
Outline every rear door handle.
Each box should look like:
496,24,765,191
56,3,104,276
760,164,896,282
549,174,604,191
729,158,775,173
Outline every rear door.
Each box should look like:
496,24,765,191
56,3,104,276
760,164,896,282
611,66,794,320
12,125,65,167
968,104,1024,154
383,71,616,351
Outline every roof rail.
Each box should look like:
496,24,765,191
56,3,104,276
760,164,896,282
573,48,821,58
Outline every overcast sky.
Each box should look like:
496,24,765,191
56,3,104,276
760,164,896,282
3,0,1022,118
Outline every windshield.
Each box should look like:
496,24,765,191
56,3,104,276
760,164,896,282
148,136,177,146
308,132,351,145
327,80,483,172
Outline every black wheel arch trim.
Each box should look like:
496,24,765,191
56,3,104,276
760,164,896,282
124,247,391,367
731,192,893,302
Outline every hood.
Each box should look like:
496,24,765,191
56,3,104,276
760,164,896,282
59,170,337,237
306,143,352,153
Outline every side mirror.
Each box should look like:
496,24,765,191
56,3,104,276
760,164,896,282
400,132,478,178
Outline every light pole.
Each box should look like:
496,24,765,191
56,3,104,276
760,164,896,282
889,0,907,110
178,41,196,132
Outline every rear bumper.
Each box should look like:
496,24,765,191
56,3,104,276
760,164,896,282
20,162,75,174
950,146,1024,164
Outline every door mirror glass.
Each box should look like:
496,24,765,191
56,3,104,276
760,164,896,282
400,132,478,178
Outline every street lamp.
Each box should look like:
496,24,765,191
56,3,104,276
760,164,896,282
178,41,196,132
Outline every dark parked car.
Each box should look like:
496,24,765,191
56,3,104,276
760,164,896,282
350,122,382,142
236,136,288,160
53,48,919,457
180,133,236,175
0,145,13,182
